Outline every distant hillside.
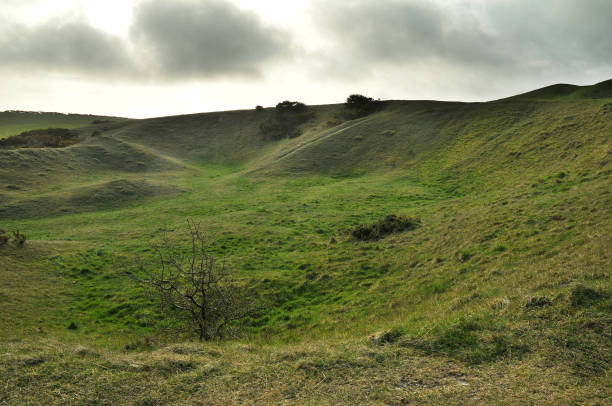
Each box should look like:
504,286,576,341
2,80,610,216
104,80,611,192
0,110,127,139
505,79,612,100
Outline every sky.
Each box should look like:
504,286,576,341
1,0,611,118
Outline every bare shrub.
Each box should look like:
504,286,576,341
134,220,256,341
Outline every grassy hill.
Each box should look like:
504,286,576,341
0,80,610,404
0,111,127,139
507,78,612,100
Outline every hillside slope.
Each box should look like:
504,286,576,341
98,80,612,188
0,80,610,405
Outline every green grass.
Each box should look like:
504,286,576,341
0,80,610,404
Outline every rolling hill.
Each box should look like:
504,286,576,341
0,80,610,404
0,110,127,139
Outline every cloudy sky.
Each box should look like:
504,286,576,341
1,0,611,118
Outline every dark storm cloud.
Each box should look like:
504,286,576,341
312,0,612,78
130,0,293,78
0,19,133,75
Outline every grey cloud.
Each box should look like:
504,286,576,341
0,0,293,80
312,1,507,69
0,18,133,76
485,0,612,69
311,0,612,80
130,0,293,78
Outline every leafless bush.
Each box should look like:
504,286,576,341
134,220,255,341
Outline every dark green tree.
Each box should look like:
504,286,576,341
344,94,383,118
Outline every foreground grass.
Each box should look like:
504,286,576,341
2,337,609,405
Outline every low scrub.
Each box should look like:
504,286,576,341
0,229,25,246
351,214,420,241
0,128,79,149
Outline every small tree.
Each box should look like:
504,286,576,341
344,94,383,118
134,220,254,341
259,100,314,140
275,100,307,113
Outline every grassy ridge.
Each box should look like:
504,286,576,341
0,81,610,404
0,111,125,139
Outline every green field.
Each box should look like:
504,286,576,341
1,81,610,404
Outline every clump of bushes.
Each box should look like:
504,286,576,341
0,128,79,149
343,94,384,119
0,229,26,246
259,100,315,140
351,214,420,241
